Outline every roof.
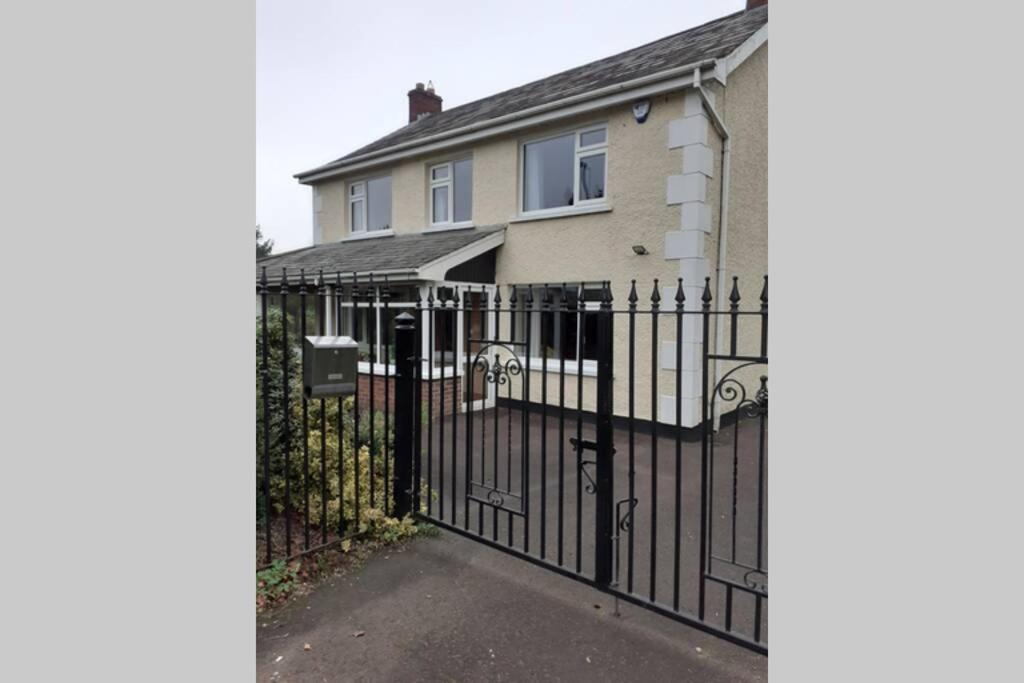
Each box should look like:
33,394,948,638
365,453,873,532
297,6,767,180
256,225,506,282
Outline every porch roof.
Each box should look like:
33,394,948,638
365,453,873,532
257,224,506,284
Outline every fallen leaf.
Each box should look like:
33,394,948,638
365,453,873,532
304,643,312,651
586,656,592,664
275,655,283,663
352,630,365,638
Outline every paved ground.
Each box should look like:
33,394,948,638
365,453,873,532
256,530,766,682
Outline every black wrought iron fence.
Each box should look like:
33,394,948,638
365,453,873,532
255,267,767,653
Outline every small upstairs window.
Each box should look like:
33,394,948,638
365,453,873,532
349,175,392,234
429,159,473,226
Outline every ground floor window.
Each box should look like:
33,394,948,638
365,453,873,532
511,283,602,365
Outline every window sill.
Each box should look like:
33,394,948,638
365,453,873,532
422,222,475,234
342,229,395,242
523,357,598,377
509,204,612,224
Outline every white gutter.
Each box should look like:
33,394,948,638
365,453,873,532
296,58,719,184
692,76,732,431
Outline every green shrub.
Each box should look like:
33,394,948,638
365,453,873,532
257,309,398,534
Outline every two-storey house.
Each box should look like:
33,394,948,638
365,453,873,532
258,2,768,429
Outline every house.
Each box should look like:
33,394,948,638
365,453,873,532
258,1,767,429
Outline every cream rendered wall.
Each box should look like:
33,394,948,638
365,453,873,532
706,43,768,413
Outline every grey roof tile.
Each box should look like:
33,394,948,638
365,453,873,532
297,7,766,179
257,225,506,280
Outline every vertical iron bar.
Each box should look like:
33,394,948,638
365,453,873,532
451,288,459,524
427,287,435,517
757,375,767,570
725,585,734,632
557,284,567,567
649,280,660,601
477,290,487,535
540,285,549,559
491,288,501,541
594,281,614,586
335,274,344,538
731,402,740,562
574,284,584,574
393,311,416,518
300,270,310,550
523,286,533,553
507,286,516,547
673,279,684,611
368,274,377,510
259,268,271,564
464,288,473,530
729,276,740,357
627,280,638,592
438,290,446,521
698,277,713,620
281,269,292,557
351,273,361,531
383,276,391,516
413,289,423,514
317,272,327,544
760,275,768,358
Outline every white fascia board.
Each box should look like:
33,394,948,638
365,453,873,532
416,229,506,281
724,24,768,76
296,60,719,185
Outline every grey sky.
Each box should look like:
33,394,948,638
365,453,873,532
257,0,745,253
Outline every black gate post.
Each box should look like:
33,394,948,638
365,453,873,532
393,311,416,518
594,281,615,585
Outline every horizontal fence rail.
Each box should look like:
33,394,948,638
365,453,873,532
256,268,767,653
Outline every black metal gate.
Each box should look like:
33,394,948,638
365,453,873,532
391,276,768,654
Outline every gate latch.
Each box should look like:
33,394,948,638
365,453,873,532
570,438,616,495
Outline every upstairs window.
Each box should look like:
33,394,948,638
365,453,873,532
522,125,607,214
429,159,473,226
349,175,392,234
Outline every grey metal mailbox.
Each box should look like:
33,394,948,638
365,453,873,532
303,336,359,399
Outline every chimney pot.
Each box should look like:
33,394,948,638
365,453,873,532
746,0,767,8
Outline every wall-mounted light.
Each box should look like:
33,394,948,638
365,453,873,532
632,245,649,255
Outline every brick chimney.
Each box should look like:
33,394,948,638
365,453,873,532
746,0,767,8
408,81,442,123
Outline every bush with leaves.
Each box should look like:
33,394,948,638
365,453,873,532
257,308,397,535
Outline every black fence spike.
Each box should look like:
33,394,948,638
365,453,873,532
315,269,324,289
675,277,685,308
650,279,661,305
493,286,502,305
560,282,568,305
259,266,267,289
452,285,460,306
525,285,534,305
351,272,359,302
427,285,434,305
298,268,307,291
414,285,422,304
628,279,638,306
542,283,551,305
702,277,713,307
729,276,741,308
280,267,290,293
760,274,768,307
382,273,391,300
509,285,518,305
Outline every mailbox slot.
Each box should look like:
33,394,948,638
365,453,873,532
303,336,359,399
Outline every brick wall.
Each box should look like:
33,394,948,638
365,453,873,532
356,372,461,418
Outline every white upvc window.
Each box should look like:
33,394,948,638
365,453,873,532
348,175,392,234
521,124,608,216
429,159,473,227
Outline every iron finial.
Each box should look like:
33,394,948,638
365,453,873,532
493,286,502,305
729,276,741,309
315,269,324,290
427,285,435,305
280,267,289,293
760,275,768,309
542,284,551,306
382,273,391,301
509,285,518,306
627,279,638,306
701,277,713,308
675,278,685,309
298,268,307,294
452,286,460,306
650,279,661,306
259,266,267,290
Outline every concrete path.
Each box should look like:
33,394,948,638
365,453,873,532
257,531,766,682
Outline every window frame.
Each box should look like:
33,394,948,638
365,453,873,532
518,123,609,218
347,174,392,235
511,283,601,376
428,158,473,229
